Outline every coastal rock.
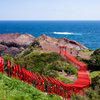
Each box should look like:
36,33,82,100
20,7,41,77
2,47,21,56
37,34,90,58
0,33,35,48
14,33,35,47
0,33,88,57
0,33,35,56
0,44,8,54
37,34,88,51
69,40,88,50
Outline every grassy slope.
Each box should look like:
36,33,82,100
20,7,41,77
79,49,94,56
2,49,77,84
89,71,100,78
1,39,100,100
0,73,62,100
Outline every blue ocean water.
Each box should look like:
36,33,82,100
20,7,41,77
0,21,100,50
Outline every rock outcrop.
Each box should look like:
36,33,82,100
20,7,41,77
37,34,89,58
38,34,88,51
0,33,88,57
0,33,35,56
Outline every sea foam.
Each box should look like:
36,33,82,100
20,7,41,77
53,32,82,35
53,32,73,35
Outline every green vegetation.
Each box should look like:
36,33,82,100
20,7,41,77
56,75,73,84
13,52,76,79
89,71,100,78
79,49,90,53
68,74,100,100
85,74,100,100
79,49,94,56
69,48,100,100
2,41,100,100
75,56,89,66
87,52,93,56
2,47,77,84
88,48,100,71
0,73,62,100
75,48,100,71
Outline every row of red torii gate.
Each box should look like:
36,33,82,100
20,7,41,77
0,46,90,100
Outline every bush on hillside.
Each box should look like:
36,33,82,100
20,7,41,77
31,39,42,49
88,48,100,71
93,48,100,55
84,74,100,100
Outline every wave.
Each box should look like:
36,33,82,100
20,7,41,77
53,32,73,35
53,32,82,35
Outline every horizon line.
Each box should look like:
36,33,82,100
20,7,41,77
0,20,100,21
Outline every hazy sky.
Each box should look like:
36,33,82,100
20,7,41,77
0,0,100,20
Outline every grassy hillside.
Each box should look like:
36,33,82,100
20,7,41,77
2,46,77,84
1,71,100,100
1,43,100,100
0,73,62,100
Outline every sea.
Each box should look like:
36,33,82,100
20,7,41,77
0,21,100,50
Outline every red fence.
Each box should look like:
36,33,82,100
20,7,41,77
0,47,90,100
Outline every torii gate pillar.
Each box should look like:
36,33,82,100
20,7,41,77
60,46,67,54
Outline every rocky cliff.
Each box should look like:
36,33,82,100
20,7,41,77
0,33,35,56
0,33,88,56
37,34,88,52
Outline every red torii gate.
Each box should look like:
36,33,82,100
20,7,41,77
38,75,44,92
60,46,67,54
42,74,49,94
0,57,4,74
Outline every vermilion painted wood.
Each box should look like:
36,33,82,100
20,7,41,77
15,64,18,78
42,75,49,94
38,75,44,92
13,63,15,78
11,61,13,77
8,60,10,78
59,46,90,98
47,75,54,94
18,65,21,80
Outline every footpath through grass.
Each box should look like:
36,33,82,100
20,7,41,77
0,73,62,100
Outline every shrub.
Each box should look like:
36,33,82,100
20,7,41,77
88,48,100,71
93,48,100,55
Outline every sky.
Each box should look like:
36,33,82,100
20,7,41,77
0,0,100,20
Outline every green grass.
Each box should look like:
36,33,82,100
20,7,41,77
89,71,100,78
79,49,94,56
0,73,62,100
79,49,90,52
56,75,73,84
87,52,93,56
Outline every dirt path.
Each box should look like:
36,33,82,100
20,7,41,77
58,71,77,82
